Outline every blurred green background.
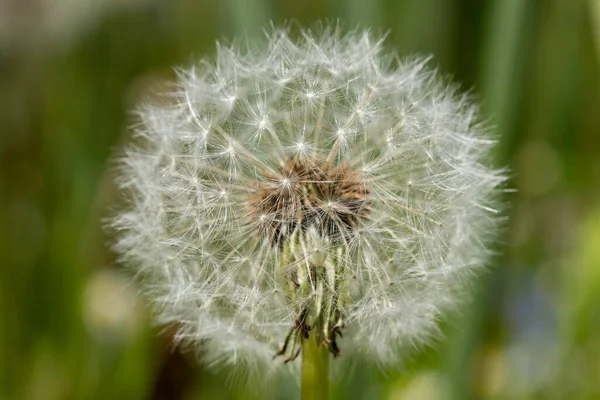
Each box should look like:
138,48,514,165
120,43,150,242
1,0,600,399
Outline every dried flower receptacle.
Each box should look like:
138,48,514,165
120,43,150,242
248,157,369,360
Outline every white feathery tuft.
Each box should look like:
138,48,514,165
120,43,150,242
110,25,507,383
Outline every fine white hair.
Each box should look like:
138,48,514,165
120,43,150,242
110,25,506,385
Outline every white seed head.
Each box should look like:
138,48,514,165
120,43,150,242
111,26,506,382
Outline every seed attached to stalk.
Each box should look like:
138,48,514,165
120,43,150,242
249,158,369,360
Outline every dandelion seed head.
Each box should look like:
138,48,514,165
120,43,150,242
111,25,507,383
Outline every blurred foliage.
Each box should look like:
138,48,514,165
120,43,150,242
1,0,599,399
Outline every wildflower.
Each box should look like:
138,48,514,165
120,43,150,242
111,26,506,380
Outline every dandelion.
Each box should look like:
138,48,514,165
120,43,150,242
111,25,506,393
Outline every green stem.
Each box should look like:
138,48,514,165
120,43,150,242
301,338,329,400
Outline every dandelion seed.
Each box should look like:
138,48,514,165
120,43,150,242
111,25,506,384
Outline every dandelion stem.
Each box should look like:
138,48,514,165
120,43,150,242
301,337,329,400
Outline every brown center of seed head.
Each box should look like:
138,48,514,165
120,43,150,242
249,158,370,247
